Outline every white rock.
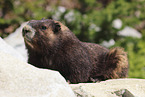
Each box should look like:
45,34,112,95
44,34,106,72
52,6,66,20
70,78,145,97
0,37,25,61
89,23,101,32
117,26,142,38
58,6,66,13
64,11,75,23
112,19,122,29
101,39,115,48
52,11,62,20
0,51,75,97
4,22,28,61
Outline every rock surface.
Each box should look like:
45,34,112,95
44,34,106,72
0,38,75,97
112,19,122,29
4,22,28,61
70,78,145,97
0,37,25,61
117,26,142,38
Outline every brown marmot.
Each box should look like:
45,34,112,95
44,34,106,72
22,19,128,83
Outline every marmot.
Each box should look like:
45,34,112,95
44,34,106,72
22,19,128,83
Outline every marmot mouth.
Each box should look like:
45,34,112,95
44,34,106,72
24,34,33,43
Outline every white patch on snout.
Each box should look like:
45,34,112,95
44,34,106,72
24,25,36,39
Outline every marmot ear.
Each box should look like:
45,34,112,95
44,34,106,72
52,23,61,33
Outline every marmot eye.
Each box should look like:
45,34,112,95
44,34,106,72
41,26,47,30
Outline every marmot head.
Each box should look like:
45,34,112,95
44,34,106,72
22,19,72,53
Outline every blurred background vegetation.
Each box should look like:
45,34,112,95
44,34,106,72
0,0,145,79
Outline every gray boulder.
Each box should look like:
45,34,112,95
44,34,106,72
70,78,145,97
4,22,28,62
117,26,142,38
0,37,25,61
0,38,75,97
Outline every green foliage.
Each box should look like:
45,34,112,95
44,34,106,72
113,36,145,79
0,0,145,78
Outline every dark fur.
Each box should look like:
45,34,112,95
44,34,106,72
22,19,129,83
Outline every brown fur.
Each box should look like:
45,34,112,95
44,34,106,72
22,19,129,83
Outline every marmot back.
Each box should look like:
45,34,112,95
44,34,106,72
22,19,129,83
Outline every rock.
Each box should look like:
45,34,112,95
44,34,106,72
70,79,145,97
117,26,142,38
0,50,75,97
64,10,75,23
4,22,28,62
101,39,115,48
114,89,135,97
89,23,101,32
52,6,66,20
0,37,25,61
112,19,122,29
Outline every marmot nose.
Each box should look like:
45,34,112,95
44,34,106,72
22,26,30,36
